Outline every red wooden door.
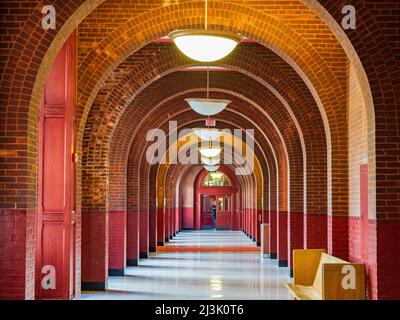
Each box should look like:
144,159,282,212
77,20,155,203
216,194,232,229
201,195,215,228
36,32,77,300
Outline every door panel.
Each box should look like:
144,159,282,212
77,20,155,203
201,195,215,228
216,195,232,230
36,32,77,300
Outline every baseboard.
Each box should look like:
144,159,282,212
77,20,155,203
108,268,124,276
126,259,138,266
278,260,288,267
81,281,107,291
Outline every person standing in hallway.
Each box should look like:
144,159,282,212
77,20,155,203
211,200,217,227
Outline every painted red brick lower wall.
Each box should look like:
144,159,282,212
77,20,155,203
232,210,240,231
126,211,139,264
170,208,175,236
108,211,126,272
288,211,303,270
269,211,277,257
0,209,35,300
149,209,157,250
348,216,375,299
157,208,164,245
263,210,269,223
376,219,400,300
139,210,148,255
175,208,180,232
249,209,253,237
244,209,249,234
164,209,169,241
336,216,400,300
248,209,252,238
252,209,257,240
348,216,362,262
277,211,288,265
82,211,108,283
328,215,348,260
304,214,327,249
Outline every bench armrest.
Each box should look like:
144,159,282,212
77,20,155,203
322,263,366,300
293,249,326,286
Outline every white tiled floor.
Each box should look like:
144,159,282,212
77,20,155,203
82,230,292,300
167,230,257,247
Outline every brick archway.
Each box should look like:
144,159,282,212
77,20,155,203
2,0,400,301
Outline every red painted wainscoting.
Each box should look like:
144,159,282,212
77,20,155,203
164,208,170,242
157,208,164,246
232,210,241,231
82,211,108,290
149,209,157,252
375,219,400,300
126,211,139,266
288,211,303,273
0,209,36,300
277,211,288,266
108,211,126,276
304,214,327,249
269,211,277,259
349,217,400,300
139,210,149,258
328,215,348,260
182,207,194,229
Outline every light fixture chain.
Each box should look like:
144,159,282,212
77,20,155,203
207,66,210,99
205,0,208,30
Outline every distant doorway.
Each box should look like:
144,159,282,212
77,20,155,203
201,195,216,229
195,166,240,230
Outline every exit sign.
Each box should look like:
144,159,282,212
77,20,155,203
206,118,216,127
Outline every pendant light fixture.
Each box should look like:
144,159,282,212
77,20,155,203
186,98,230,116
203,165,220,172
186,66,231,116
201,156,220,166
198,146,222,158
169,0,241,62
192,128,222,141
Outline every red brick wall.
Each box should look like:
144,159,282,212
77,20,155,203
0,209,35,300
277,211,288,265
1,0,399,300
81,211,108,284
288,211,303,271
126,211,139,265
108,211,126,272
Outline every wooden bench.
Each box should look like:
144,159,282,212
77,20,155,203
285,249,366,300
